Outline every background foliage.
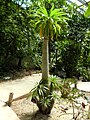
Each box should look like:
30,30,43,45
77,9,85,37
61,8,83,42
0,0,90,81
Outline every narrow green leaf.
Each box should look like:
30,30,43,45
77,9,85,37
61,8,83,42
56,23,61,33
53,24,57,33
39,6,48,17
50,9,60,17
49,4,54,15
84,2,90,17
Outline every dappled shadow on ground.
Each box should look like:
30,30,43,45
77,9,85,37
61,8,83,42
20,110,50,120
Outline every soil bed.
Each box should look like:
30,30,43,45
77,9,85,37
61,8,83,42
11,95,90,120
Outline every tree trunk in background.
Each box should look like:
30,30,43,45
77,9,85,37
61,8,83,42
18,58,22,68
42,35,49,82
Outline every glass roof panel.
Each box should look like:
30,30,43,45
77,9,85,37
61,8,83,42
72,0,83,5
67,0,90,12
67,0,90,6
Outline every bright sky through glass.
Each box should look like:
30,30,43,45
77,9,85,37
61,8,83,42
72,0,82,5
17,0,90,9
67,0,90,6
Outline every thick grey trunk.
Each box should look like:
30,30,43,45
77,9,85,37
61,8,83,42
42,36,49,81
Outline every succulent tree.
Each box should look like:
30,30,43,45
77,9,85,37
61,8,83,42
31,3,68,114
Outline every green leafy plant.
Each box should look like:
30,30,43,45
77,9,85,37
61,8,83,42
31,75,81,115
60,78,76,98
31,75,60,114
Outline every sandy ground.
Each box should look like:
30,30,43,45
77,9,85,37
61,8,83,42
0,73,90,120
0,73,41,101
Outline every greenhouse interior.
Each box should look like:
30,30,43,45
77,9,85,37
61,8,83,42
0,0,90,120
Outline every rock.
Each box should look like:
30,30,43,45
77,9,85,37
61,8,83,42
3,76,11,80
0,101,20,120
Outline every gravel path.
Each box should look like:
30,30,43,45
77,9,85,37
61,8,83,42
0,73,90,120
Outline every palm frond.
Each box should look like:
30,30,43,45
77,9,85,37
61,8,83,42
39,6,48,17
49,4,54,15
50,9,60,17
53,24,57,33
55,23,61,33
33,5,69,38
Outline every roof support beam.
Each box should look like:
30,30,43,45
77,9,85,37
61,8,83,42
78,0,88,6
67,0,85,11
